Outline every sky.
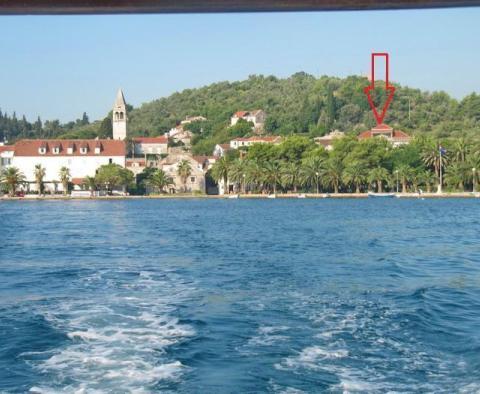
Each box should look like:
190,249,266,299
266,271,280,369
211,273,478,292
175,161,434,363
0,8,479,123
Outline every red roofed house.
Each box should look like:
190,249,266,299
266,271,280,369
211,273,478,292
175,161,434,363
358,124,411,147
11,139,125,193
230,110,266,132
230,136,282,149
0,143,15,171
133,136,168,156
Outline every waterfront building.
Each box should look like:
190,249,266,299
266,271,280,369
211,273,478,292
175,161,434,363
358,124,411,147
11,139,125,192
158,152,207,193
0,143,14,171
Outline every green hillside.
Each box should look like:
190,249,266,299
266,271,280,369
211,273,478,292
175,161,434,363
2,72,480,155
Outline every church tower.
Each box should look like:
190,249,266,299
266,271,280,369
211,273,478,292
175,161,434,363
112,89,127,140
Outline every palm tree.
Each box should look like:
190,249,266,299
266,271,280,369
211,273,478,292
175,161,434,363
229,159,249,193
281,162,302,193
147,169,173,194
419,170,436,193
59,166,70,196
395,164,414,193
452,137,469,163
83,176,98,196
342,161,367,193
0,167,26,197
368,167,390,193
422,140,448,189
245,160,264,193
322,157,344,194
177,159,192,192
445,162,469,191
301,157,325,194
262,161,282,194
211,156,230,194
34,164,46,195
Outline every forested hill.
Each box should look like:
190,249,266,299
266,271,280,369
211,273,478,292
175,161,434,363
2,72,480,155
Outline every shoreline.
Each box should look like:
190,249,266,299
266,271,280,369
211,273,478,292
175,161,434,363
1,192,479,201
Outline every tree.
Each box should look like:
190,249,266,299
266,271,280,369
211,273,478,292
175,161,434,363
95,164,134,194
281,161,302,193
324,88,336,131
34,164,46,195
211,156,231,194
419,170,436,193
59,166,70,195
0,167,26,197
368,167,390,193
301,156,325,194
445,162,469,191
422,141,448,187
82,176,99,196
395,164,414,193
343,161,367,193
322,157,343,193
262,161,282,194
177,159,192,192
146,169,173,194
229,159,249,193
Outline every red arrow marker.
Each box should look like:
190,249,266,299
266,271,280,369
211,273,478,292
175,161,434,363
364,53,395,125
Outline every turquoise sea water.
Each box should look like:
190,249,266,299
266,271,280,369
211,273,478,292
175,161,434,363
1,199,480,393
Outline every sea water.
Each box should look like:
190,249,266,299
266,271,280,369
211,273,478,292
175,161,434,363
1,199,480,393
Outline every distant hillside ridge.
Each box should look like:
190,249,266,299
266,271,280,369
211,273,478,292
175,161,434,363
2,72,480,155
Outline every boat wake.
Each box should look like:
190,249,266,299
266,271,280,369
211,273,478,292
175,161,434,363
23,268,196,393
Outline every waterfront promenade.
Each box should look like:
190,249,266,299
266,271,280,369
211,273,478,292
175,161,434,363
1,192,479,200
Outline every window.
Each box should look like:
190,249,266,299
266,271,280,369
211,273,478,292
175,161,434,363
109,158,113,164
67,148,73,154
95,147,101,154
190,176,196,183
52,147,60,154
80,147,88,154
38,147,46,154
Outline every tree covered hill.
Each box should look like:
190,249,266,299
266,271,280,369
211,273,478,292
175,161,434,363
2,72,480,155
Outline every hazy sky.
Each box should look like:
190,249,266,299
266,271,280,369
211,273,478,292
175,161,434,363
0,8,478,122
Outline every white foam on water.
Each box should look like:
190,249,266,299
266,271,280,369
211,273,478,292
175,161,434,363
26,268,196,393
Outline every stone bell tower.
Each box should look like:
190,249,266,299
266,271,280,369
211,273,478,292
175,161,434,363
112,89,127,140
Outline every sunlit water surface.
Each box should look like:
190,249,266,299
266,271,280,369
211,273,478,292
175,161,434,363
1,199,480,393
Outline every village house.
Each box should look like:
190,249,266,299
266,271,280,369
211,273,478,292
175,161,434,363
11,139,125,192
166,125,193,146
314,130,345,151
133,136,168,156
358,124,411,147
213,143,231,158
229,136,282,149
230,110,266,133
159,152,207,193
0,143,14,171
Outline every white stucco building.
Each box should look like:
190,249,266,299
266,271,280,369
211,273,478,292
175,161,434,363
229,136,282,149
0,144,14,171
11,139,125,192
133,136,168,156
